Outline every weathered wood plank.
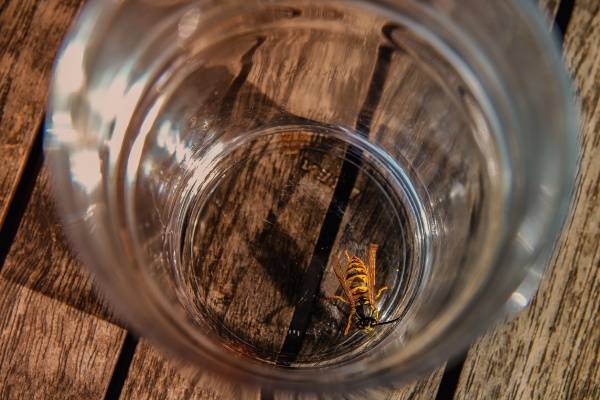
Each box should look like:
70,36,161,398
0,0,128,398
272,368,445,399
0,277,125,399
454,1,600,399
121,341,444,400
1,164,117,323
0,156,126,397
0,0,83,228
120,340,261,400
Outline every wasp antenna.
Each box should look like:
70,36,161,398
375,317,402,326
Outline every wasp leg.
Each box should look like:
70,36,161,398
344,313,353,335
374,285,392,299
327,295,350,304
344,250,351,261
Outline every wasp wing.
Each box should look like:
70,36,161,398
366,243,378,304
331,255,355,308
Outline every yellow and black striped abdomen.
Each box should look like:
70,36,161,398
345,256,370,301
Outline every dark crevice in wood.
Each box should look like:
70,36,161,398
434,353,467,400
555,0,575,42
274,143,362,365
0,124,43,274
275,44,395,365
103,332,139,400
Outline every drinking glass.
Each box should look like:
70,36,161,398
45,0,577,392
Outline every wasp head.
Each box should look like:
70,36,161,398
356,316,378,332
354,301,379,332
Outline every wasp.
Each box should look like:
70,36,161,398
328,244,398,334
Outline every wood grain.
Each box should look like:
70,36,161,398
0,0,83,228
0,277,125,399
454,1,600,399
0,0,127,398
1,164,117,323
121,340,444,400
272,367,445,400
121,340,261,400
0,157,126,398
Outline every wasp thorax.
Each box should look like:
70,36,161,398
355,301,376,319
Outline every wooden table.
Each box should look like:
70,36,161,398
0,0,597,398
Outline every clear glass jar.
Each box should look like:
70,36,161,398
45,0,577,392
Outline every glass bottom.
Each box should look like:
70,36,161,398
168,124,428,367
